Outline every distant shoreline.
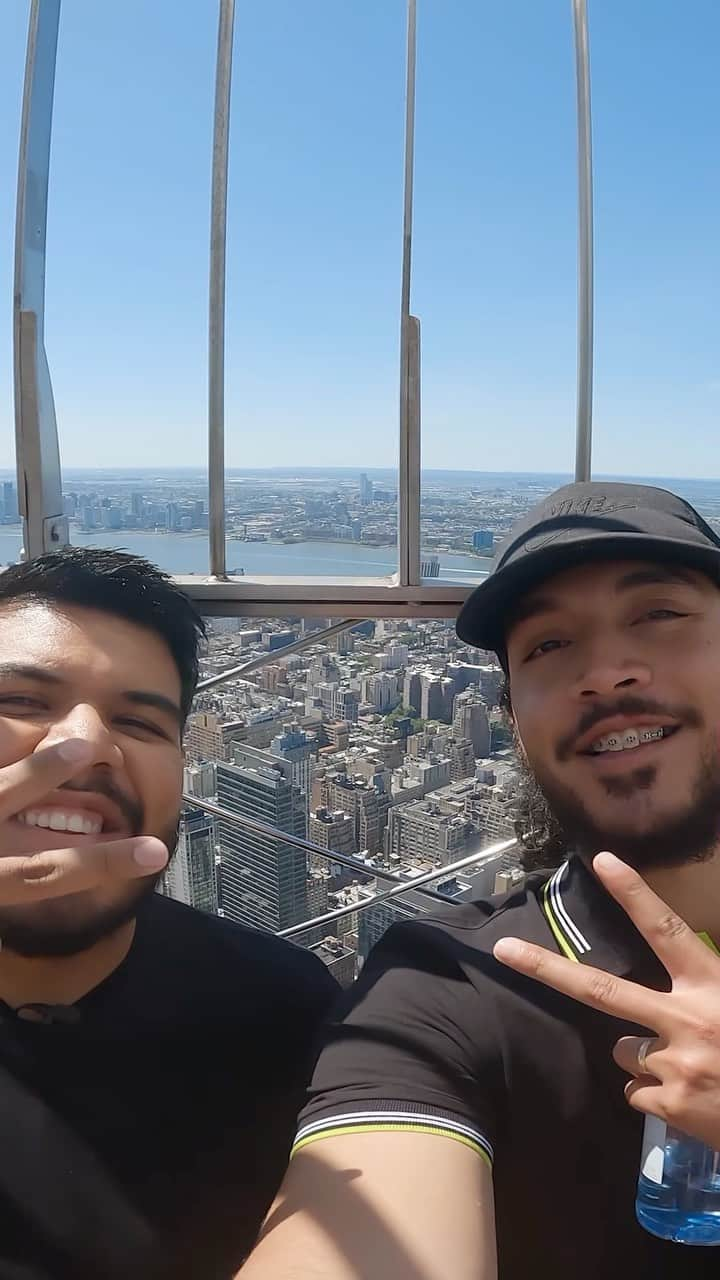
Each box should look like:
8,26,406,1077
69,528,492,558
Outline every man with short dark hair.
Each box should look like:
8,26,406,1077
240,482,720,1279
0,548,337,1279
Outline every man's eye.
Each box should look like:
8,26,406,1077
0,696,46,710
525,639,568,662
641,608,685,622
116,717,167,738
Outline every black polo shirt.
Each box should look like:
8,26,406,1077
0,894,338,1280
296,856,717,1277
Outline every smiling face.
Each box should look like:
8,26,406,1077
0,601,184,955
505,560,720,870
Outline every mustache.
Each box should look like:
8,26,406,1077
59,776,144,835
556,695,703,763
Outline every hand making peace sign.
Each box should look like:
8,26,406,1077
494,851,720,1151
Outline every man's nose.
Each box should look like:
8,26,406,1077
43,704,124,770
571,640,652,700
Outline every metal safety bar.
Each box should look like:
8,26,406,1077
183,792,502,909
10,0,589,615
572,0,594,482
196,617,360,691
13,0,68,561
208,0,235,578
279,834,519,939
398,0,422,589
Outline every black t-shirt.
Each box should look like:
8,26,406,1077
297,856,717,1277
0,894,338,1280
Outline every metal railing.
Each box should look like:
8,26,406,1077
183,791,502,908
182,791,518,937
13,0,596,611
196,618,360,692
279,835,518,940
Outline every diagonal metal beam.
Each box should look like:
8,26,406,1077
196,617,360,691
279,836,519,939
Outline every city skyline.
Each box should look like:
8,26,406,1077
1,2,719,477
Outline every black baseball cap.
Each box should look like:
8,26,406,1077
456,481,720,660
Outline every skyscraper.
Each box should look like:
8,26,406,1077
309,807,358,860
323,773,390,855
334,628,355,656
333,688,360,723
420,555,440,578
184,711,246,763
420,673,454,723
447,737,476,781
270,721,313,812
359,473,373,505
385,801,471,867
159,806,218,914
402,669,422,717
363,672,400,713
216,746,308,932
183,760,216,799
452,687,491,757
130,491,145,520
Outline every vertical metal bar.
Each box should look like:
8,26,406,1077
208,0,235,578
405,315,421,579
13,0,68,560
398,0,420,586
572,0,594,482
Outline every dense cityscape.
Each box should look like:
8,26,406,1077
170,611,522,988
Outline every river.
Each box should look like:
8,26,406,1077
0,529,492,584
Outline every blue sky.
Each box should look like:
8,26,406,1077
1,0,718,476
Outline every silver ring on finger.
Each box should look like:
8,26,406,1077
637,1036,655,1075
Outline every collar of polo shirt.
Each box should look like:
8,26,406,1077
541,856,719,982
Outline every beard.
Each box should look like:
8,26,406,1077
520,738,720,873
0,815,180,958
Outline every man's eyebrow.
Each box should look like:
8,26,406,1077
0,663,64,684
615,566,697,591
506,595,558,631
122,690,183,726
0,665,183,726
506,566,698,635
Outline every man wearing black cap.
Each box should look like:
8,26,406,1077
239,481,720,1279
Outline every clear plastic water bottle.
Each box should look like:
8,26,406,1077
636,1114,720,1245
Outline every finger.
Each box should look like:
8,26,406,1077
592,852,715,981
613,1035,665,1080
626,1078,720,1149
0,740,97,824
624,1076,667,1118
493,936,668,1030
0,836,168,905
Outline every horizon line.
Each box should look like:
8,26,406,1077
0,465,719,485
